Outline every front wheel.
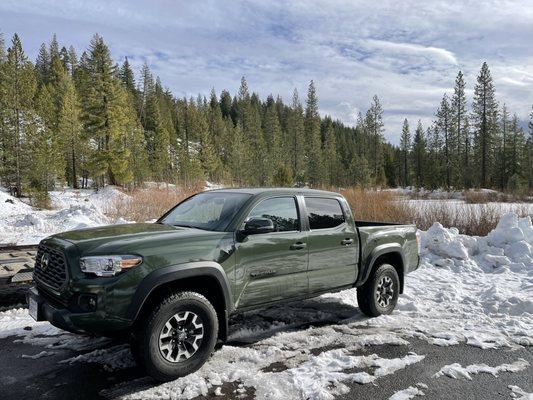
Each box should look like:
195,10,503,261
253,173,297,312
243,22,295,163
132,291,218,382
357,263,400,317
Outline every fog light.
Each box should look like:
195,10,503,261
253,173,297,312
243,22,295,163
88,297,96,308
78,294,97,312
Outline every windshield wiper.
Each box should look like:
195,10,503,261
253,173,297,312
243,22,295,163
172,223,205,229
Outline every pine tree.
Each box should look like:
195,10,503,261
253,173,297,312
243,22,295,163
33,84,65,190
139,62,154,126
323,118,341,185
472,62,498,188
49,34,60,61
248,101,268,185
82,34,134,186
451,71,470,187
287,89,306,185
0,34,38,197
58,75,84,188
365,95,385,185
219,90,232,119
507,114,526,188
236,76,250,124
120,58,136,95
383,145,397,187
67,46,77,76
35,43,50,85
304,80,324,186
0,33,7,187
399,118,411,187
412,121,426,188
227,122,249,185
497,105,511,190
263,99,284,184
59,46,70,71
176,98,202,185
349,154,372,188
436,94,452,188
143,77,171,180
424,125,440,189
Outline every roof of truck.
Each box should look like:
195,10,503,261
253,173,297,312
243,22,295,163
205,187,342,197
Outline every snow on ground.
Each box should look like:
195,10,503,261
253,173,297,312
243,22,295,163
401,198,533,219
434,359,529,380
389,187,533,219
0,204,531,398
389,384,426,400
59,344,135,372
0,186,128,245
509,385,533,400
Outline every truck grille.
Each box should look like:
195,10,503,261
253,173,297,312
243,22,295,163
33,245,67,291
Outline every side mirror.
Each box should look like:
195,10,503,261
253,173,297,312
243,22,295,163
243,217,275,235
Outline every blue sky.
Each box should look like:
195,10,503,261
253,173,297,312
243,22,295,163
1,0,532,143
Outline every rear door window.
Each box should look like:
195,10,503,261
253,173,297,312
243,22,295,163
305,197,345,230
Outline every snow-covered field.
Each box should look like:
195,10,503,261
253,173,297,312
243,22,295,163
0,186,128,245
390,187,533,220
401,198,533,218
0,203,531,399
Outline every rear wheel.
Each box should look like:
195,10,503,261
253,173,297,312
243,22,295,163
357,263,399,317
131,291,218,382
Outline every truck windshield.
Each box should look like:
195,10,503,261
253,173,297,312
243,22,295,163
159,192,252,231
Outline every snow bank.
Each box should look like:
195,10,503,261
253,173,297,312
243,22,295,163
421,213,533,273
366,212,533,350
0,186,129,245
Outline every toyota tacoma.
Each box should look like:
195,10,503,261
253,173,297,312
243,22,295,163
28,188,419,381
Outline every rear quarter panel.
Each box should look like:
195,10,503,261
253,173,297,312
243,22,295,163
358,224,419,276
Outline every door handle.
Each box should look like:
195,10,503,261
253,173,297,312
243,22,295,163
290,242,307,250
341,238,354,246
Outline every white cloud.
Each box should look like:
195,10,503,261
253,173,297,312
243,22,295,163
362,39,458,65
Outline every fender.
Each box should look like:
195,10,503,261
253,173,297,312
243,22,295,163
356,243,406,288
127,261,233,321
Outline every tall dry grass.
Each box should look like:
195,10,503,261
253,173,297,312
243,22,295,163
108,183,530,236
408,203,530,236
463,189,531,204
108,182,203,222
338,187,531,236
339,187,412,223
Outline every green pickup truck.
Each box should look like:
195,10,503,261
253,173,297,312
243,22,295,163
28,188,419,381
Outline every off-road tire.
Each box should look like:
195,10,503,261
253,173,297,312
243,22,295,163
131,291,218,382
357,263,400,317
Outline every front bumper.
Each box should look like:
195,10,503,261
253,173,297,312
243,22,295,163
27,286,84,334
27,286,131,335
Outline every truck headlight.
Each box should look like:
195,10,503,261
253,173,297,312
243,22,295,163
79,255,142,277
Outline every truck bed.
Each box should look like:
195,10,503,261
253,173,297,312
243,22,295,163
354,220,419,280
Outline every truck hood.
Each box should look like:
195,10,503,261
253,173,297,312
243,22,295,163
50,223,228,255
53,223,179,243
